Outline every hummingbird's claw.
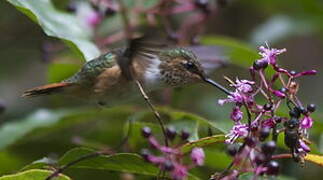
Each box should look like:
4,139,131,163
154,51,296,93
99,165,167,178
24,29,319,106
203,78,232,95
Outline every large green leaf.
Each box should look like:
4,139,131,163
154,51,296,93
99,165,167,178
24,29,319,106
0,109,73,150
0,107,134,150
58,147,159,176
0,169,70,180
57,147,200,180
159,108,226,134
6,0,100,61
202,36,260,68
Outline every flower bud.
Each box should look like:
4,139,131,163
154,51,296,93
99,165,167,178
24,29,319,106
141,127,152,138
263,103,273,111
300,116,313,129
307,104,316,113
180,130,190,140
255,153,267,165
266,161,279,175
166,126,177,140
245,137,257,147
191,148,205,166
261,141,276,155
259,127,271,141
253,60,268,70
227,144,239,156
140,149,150,161
162,160,174,171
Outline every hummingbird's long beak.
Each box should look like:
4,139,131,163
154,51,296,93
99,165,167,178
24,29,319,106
203,77,232,95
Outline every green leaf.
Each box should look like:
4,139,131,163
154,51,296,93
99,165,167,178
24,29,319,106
204,148,231,170
180,134,226,153
159,107,226,134
6,0,100,61
0,151,25,174
58,147,159,176
0,109,73,150
57,147,200,180
201,36,260,67
0,169,70,180
0,107,134,150
21,158,55,171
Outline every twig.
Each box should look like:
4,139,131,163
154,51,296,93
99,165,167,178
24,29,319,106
46,151,112,180
271,153,293,159
135,80,169,146
243,102,252,129
45,118,134,180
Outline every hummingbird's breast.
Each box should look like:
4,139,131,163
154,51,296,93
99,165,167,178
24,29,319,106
90,56,163,106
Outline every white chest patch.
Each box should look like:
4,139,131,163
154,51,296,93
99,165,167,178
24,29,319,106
143,58,162,89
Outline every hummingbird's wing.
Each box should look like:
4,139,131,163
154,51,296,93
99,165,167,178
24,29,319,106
116,36,169,81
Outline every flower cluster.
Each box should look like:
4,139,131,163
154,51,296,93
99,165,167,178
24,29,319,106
140,126,205,180
66,0,117,30
216,45,317,179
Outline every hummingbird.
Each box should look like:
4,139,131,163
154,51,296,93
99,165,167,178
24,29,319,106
22,37,231,106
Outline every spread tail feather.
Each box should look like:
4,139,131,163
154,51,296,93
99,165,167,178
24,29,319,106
22,82,74,97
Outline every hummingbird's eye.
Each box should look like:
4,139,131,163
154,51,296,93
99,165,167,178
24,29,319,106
183,61,196,71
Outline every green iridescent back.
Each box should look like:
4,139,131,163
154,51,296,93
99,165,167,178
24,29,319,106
64,49,123,84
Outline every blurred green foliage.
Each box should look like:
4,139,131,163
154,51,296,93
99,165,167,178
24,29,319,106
1,0,323,179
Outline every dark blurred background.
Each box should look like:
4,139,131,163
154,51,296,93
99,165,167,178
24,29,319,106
0,0,322,179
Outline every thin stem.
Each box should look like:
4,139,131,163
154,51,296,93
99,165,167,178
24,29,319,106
271,153,292,160
46,151,111,180
135,80,169,146
243,102,252,129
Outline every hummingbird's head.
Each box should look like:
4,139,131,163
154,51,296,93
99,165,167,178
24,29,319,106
159,48,207,86
158,48,232,95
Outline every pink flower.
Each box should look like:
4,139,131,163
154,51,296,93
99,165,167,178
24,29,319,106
300,116,313,129
225,123,249,144
258,46,286,65
171,164,188,180
218,79,255,107
142,129,204,180
294,70,317,78
147,155,165,164
299,139,311,153
234,79,255,93
271,89,286,98
191,148,205,166
262,118,275,128
86,11,102,28
230,106,243,122
218,91,244,105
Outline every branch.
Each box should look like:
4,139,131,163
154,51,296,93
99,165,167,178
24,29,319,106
135,80,169,146
46,150,112,180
